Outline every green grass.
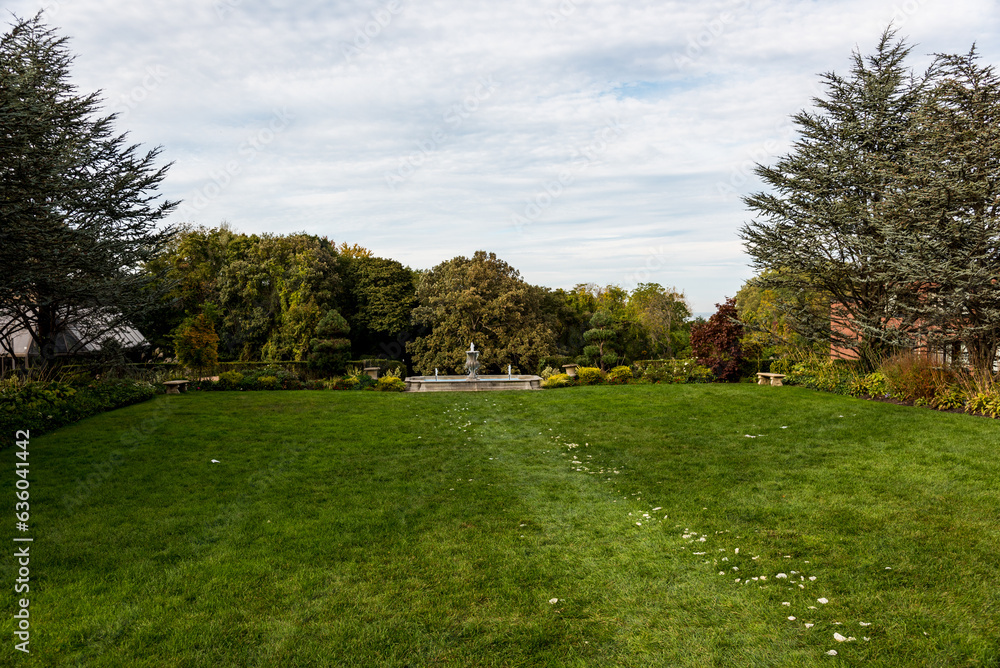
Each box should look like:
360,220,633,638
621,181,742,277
3,384,1000,666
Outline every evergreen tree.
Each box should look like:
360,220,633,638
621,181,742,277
740,29,926,367
0,15,177,366
879,49,1000,371
308,309,352,374
582,310,616,369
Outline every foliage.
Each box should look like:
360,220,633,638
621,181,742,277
0,15,177,367
606,366,633,384
347,358,408,379
632,359,714,384
408,251,557,374
932,385,966,411
735,271,829,361
783,357,858,395
690,298,745,382
171,313,219,378
575,367,605,385
878,353,942,403
536,355,577,376
769,359,794,376
341,255,418,356
877,50,1000,372
967,391,1000,418
740,30,925,366
144,227,345,363
849,371,888,398
0,376,155,446
375,376,406,392
216,371,244,390
541,373,573,389
308,309,352,374
629,284,692,359
257,376,279,390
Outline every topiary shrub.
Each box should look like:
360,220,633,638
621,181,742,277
542,373,573,389
375,376,406,392
606,366,633,384
576,367,605,385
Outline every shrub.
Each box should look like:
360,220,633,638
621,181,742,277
967,391,1000,418
257,376,279,390
576,367,605,385
633,359,714,383
784,357,856,395
639,364,672,383
542,373,573,389
308,309,352,374
879,353,939,402
375,376,406,392
217,371,244,390
0,377,156,447
537,356,576,375
932,385,966,411
539,366,557,380
769,358,793,375
606,366,633,384
333,377,358,390
849,371,888,398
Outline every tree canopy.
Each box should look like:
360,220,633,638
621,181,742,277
408,251,557,374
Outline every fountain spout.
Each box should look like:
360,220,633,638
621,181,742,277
465,342,480,379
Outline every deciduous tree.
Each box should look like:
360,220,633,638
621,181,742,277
408,251,556,374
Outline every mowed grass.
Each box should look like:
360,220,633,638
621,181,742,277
3,384,1000,667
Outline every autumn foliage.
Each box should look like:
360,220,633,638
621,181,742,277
690,298,744,382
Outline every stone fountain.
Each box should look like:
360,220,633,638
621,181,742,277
404,342,541,392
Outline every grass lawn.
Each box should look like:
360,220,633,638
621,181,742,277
3,384,1000,666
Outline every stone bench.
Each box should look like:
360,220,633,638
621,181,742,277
163,380,190,394
756,372,786,386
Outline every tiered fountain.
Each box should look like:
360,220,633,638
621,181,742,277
404,342,542,392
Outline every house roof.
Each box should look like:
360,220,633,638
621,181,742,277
1,317,147,358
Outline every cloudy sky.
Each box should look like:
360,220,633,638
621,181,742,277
10,0,1000,313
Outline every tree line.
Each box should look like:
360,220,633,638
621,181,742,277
145,227,694,375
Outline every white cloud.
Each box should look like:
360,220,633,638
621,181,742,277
9,0,1000,311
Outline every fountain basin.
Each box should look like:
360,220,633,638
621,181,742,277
404,374,541,392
